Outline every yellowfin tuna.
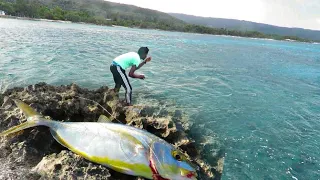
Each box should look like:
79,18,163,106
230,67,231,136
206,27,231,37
0,99,197,180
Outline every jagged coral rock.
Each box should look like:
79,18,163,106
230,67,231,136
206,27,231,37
0,82,222,180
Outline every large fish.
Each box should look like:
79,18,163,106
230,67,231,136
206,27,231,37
0,99,197,180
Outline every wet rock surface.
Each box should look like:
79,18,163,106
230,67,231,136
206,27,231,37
0,82,224,180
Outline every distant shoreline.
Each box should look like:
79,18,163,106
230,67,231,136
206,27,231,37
0,15,313,44
0,15,93,25
0,15,136,28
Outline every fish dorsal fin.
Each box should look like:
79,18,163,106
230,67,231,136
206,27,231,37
98,115,112,123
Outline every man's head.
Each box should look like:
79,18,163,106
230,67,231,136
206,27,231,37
138,47,149,60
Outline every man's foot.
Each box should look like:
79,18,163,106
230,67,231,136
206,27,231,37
109,88,117,93
119,99,132,106
125,103,133,107
109,89,119,97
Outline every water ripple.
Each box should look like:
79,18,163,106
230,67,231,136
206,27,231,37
1,18,320,179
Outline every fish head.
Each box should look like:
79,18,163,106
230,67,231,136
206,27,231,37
150,141,198,180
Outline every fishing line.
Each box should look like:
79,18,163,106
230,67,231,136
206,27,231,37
74,95,124,124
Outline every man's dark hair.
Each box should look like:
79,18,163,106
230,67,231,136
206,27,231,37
138,47,149,55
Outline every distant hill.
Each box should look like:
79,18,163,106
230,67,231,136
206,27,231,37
37,0,186,25
170,13,320,41
0,0,316,42
1,0,186,27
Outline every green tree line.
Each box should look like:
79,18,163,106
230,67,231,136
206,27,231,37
0,0,112,25
0,0,312,42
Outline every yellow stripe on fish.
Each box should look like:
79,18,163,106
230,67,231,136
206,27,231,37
0,99,198,180
52,130,153,178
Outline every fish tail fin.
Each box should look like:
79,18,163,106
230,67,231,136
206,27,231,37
0,99,46,137
0,120,40,137
13,99,43,120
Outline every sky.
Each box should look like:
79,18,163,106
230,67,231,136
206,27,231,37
106,0,320,30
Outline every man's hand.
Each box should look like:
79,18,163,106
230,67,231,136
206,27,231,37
145,57,152,63
139,74,145,80
129,66,146,80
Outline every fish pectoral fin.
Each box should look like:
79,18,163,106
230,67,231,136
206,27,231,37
97,114,112,123
120,137,146,162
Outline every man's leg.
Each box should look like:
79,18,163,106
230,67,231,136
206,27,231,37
116,66,132,105
110,64,122,94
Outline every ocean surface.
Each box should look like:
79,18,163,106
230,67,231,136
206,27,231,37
1,18,320,180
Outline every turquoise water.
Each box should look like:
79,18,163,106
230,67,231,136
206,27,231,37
1,18,320,179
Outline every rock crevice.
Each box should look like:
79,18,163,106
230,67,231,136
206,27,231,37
0,82,223,180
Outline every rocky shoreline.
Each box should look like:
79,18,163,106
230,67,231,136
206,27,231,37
0,82,224,180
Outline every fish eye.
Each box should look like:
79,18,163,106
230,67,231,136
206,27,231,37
172,150,184,161
175,154,181,161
